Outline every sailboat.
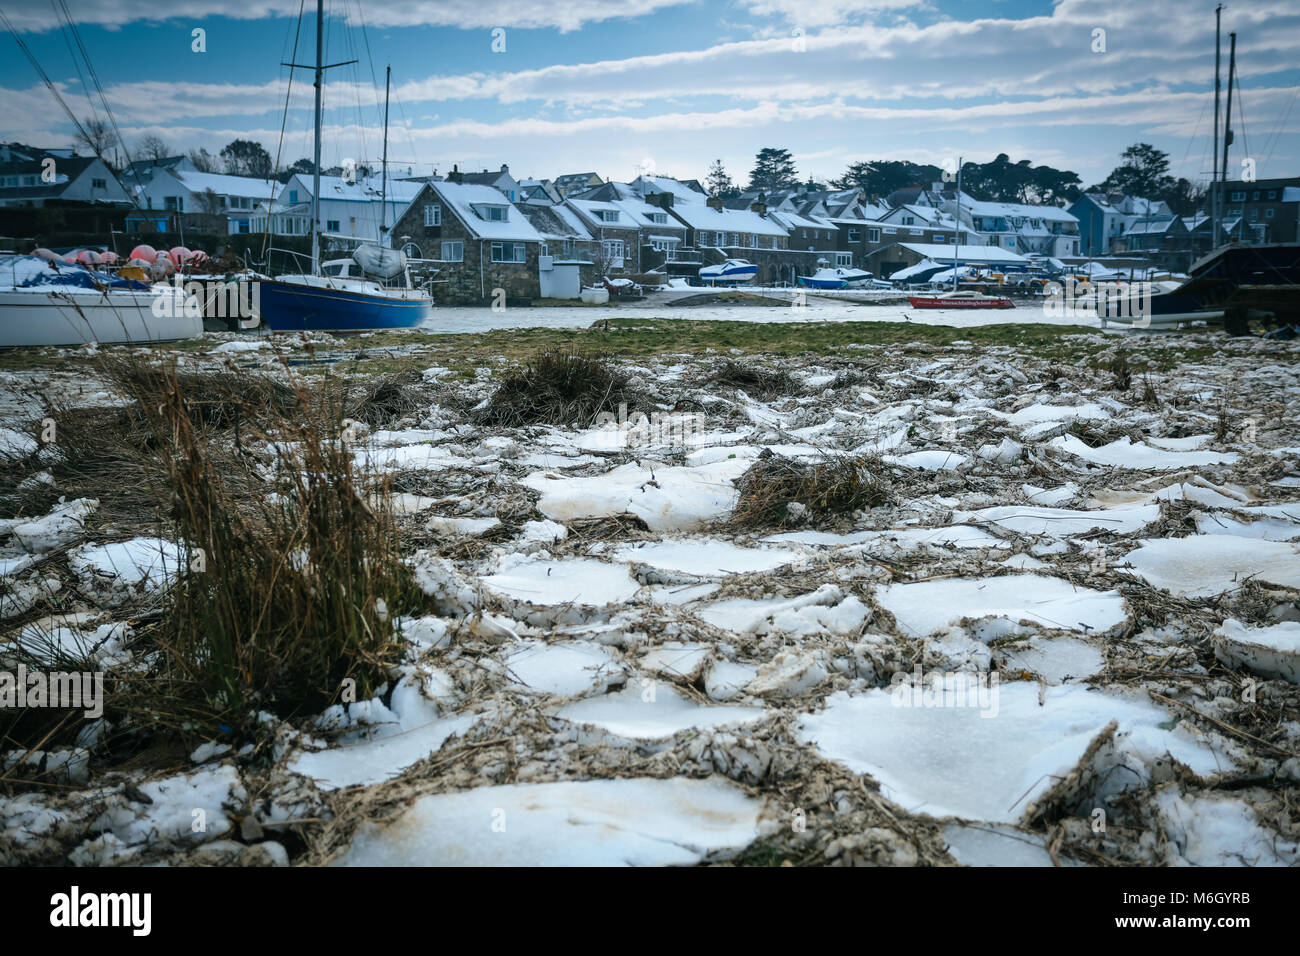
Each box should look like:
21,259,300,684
258,4,432,332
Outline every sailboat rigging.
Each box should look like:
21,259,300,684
257,0,432,332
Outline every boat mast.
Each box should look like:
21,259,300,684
1212,4,1221,249
953,156,962,293
380,65,390,241
282,0,355,274
310,0,323,274
1222,32,1237,245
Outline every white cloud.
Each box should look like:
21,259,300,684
0,0,695,33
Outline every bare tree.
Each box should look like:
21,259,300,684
187,147,217,172
73,116,113,160
137,134,172,162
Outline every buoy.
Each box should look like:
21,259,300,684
129,244,157,262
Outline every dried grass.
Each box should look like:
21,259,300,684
730,449,887,528
473,350,639,428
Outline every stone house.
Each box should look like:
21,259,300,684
389,180,544,304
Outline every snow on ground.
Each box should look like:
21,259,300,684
337,777,765,866
3,322,1299,867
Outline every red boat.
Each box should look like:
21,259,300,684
907,291,1015,310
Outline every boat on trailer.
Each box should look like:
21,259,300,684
907,290,1015,310
797,267,874,289
698,259,758,285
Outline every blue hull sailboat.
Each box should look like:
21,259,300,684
258,273,430,332
259,5,431,333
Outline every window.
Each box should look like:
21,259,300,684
424,203,441,227
289,189,299,204
1252,191,1260,200
597,209,619,222
165,196,183,211
482,206,507,221
91,178,106,189
847,228,861,243
902,216,915,225
238,220,250,234
868,228,880,243
440,241,463,261
651,238,678,260
650,213,667,224
490,241,527,262
601,239,625,262
835,252,852,266
1230,190,1246,201
1266,208,1275,219
1267,190,1277,199
326,220,340,231
909,229,923,236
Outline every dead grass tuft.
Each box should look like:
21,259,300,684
730,449,887,528
706,358,799,399
473,350,639,428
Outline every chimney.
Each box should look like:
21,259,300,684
448,164,463,184
750,200,767,217
646,191,674,209
707,195,724,212
500,164,509,173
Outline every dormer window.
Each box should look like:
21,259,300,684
474,204,507,221
596,209,619,223
650,213,667,224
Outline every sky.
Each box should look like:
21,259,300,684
1,0,1297,193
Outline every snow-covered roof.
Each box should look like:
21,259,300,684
428,181,543,241
633,175,707,204
960,198,1077,224
173,170,280,201
305,175,424,205
548,203,594,239
664,202,787,236
769,208,832,232
892,242,1029,264
1124,218,1178,236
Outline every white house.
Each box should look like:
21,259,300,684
136,168,281,233
263,173,426,241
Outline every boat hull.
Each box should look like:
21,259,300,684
797,276,847,289
258,279,431,332
907,295,1015,310
0,289,202,347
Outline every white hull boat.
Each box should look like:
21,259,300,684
699,259,758,285
0,287,201,348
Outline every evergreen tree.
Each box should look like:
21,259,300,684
705,159,738,198
747,147,799,192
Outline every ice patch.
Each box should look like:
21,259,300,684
1213,618,1300,683
877,574,1127,638
1121,535,1300,597
337,777,764,866
798,682,1226,823
555,683,765,741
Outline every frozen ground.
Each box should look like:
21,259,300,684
418,299,1093,334
2,321,1299,867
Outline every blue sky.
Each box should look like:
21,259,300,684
2,0,1297,191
